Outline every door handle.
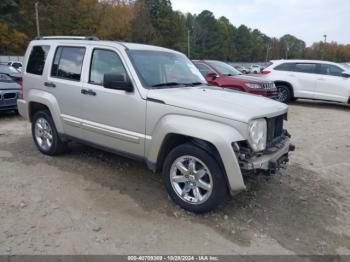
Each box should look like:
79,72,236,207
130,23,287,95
44,82,56,88
317,78,325,81
81,89,96,96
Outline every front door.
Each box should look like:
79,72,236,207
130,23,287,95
79,47,146,157
315,64,349,102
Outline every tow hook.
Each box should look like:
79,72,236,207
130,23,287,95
268,154,289,175
289,144,296,152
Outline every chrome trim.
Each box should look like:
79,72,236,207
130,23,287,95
61,114,150,144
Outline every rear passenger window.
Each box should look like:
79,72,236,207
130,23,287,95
26,45,50,75
294,63,317,74
89,49,128,85
274,63,294,72
51,46,85,81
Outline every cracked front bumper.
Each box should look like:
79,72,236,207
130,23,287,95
240,138,295,173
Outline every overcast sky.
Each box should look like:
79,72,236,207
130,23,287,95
171,0,350,46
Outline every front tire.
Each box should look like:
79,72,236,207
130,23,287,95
32,110,67,156
277,85,292,103
163,143,228,213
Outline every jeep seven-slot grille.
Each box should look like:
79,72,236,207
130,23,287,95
266,115,284,149
261,82,275,90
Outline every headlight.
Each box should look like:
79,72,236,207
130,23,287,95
249,119,267,152
245,83,262,89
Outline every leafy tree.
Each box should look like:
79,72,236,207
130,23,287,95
131,0,158,44
191,11,223,59
280,34,306,59
234,25,253,61
0,0,349,63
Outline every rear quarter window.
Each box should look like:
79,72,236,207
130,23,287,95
274,63,294,72
26,45,50,75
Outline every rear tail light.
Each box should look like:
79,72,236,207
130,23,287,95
19,78,23,99
261,70,271,75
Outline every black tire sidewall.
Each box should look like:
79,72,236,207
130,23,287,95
32,110,64,156
277,85,292,103
162,143,228,213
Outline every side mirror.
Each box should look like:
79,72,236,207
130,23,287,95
341,72,350,78
206,72,218,80
103,73,133,92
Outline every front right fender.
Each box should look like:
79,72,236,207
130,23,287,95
146,114,247,192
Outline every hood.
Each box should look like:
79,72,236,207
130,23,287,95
147,86,288,123
229,74,271,84
0,81,20,90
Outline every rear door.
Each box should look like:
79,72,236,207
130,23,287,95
46,45,87,137
292,63,318,99
315,63,349,102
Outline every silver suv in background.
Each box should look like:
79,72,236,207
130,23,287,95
17,36,294,213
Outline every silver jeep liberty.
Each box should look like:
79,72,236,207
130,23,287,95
17,36,294,213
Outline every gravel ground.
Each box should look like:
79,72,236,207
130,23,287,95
0,100,349,255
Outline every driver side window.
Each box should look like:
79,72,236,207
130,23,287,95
89,49,128,86
195,63,214,77
319,64,344,77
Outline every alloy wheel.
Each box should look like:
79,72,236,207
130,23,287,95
34,117,53,151
170,156,213,205
277,87,289,102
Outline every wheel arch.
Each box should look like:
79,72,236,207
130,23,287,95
146,115,247,192
155,134,222,172
274,80,295,98
154,133,232,193
27,89,64,133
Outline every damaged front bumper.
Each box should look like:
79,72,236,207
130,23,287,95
235,137,295,175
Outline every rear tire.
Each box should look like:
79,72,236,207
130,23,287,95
162,143,228,213
277,85,292,103
32,110,67,156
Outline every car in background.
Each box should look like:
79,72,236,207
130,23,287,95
261,60,350,104
250,64,263,74
193,60,278,100
7,61,23,72
0,65,22,84
0,73,20,112
234,65,250,74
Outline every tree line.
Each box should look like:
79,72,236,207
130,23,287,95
1,0,350,62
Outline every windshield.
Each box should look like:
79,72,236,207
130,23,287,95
0,65,19,74
207,61,241,76
0,73,14,82
128,50,206,89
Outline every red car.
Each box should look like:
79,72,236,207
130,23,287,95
193,60,278,99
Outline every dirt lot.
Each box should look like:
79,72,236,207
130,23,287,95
0,100,350,255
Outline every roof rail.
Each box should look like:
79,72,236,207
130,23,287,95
34,36,99,41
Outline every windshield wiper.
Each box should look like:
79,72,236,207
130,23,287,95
152,82,205,88
190,82,204,86
152,82,182,88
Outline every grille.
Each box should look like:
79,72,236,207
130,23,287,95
4,93,17,100
266,114,285,149
261,82,276,90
